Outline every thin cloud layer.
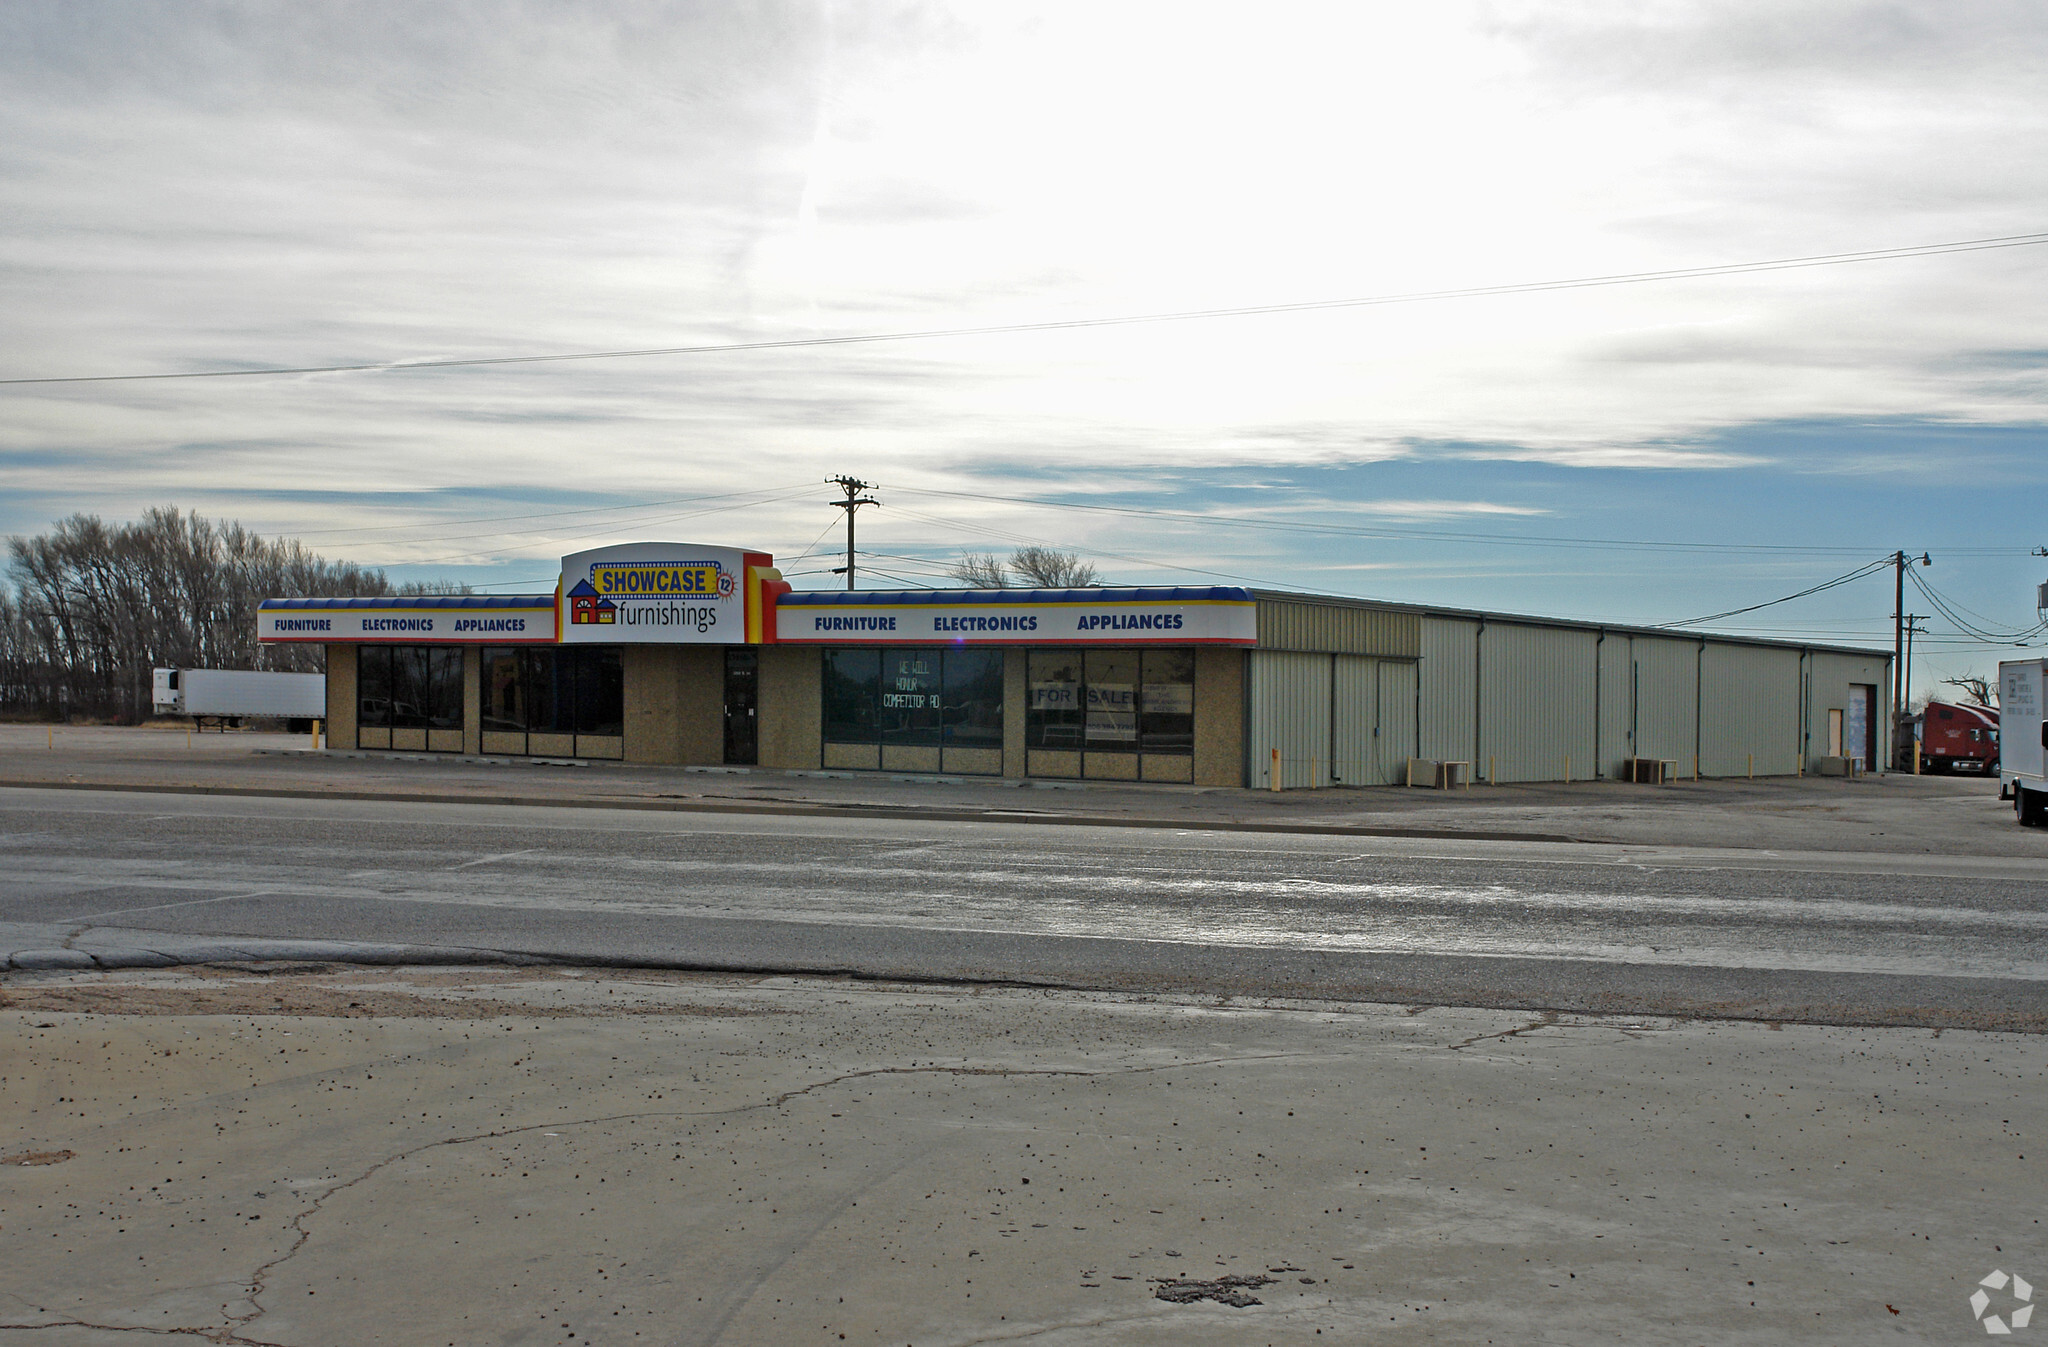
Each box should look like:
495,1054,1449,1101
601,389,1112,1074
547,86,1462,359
1,1,2044,687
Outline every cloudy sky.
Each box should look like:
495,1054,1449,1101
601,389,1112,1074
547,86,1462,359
3,1,2046,694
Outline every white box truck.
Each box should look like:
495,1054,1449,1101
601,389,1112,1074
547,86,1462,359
152,668,325,731
1999,657,2046,826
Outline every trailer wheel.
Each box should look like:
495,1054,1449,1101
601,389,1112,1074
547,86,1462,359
2022,786,2048,828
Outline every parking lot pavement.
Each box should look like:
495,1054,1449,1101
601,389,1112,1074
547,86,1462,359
2,723,2040,857
3,965,2040,1346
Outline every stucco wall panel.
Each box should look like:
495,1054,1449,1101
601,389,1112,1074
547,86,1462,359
758,645,821,770
324,644,357,748
1193,648,1244,787
623,644,722,765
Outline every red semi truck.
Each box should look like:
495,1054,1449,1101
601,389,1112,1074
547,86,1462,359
1915,700,2000,775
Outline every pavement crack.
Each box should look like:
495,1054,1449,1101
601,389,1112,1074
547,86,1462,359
1447,1010,1560,1051
0,1320,286,1344
949,1312,1171,1344
209,1052,1314,1342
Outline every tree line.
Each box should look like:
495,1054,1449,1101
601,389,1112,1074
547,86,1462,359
1,507,460,722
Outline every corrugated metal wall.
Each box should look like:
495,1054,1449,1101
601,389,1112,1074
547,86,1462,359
1377,660,1418,785
1331,655,1375,787
1247,651,1331,788
1248,652,1420,787
1477,623,1599,782
1630,636,1700,771
1256,600,1420,658
1597,635,1633,779
1418,617,1478,764
1700,643,1801,776
1804,650,1892,770
1254,605,1889,787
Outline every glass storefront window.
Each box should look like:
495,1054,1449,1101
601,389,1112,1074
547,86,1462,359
1083,649,1139,752
879,649,942,746
478,646,622,740
482,648,526,732
823,649,880,742
1027,651,1084,750
358,646,393,728
942,649,1003,750
426,648,462,729
1140,650,1195,753
573,647,624,737
359,645,460,729
828,648,1006,754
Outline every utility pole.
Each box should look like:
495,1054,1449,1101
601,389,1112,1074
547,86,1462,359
1891,550,1931,717
827,476,878,591
1902,615,1927,712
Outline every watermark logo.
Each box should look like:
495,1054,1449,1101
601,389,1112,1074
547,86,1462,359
1971,1269,2034,1335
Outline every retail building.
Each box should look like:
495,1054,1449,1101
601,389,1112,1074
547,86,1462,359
259,540,1894,785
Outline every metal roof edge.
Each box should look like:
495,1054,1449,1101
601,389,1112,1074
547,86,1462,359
260,595,556,610
779,585,1254,605
1246,588,1892,660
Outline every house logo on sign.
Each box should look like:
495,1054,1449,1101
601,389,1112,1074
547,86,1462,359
1972,1269,2034,1334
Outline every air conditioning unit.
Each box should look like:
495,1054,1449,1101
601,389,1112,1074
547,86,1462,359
2038,579,2047,612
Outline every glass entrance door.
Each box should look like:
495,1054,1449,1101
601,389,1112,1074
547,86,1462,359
724,647,758,765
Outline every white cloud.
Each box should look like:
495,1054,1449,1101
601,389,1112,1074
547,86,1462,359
1,0,2045,593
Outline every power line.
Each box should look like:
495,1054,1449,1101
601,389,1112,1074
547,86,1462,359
8,230,2048,387
1908,567,2048,643
1661,558,1895,627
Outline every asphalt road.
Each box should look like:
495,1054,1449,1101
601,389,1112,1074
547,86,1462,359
5,786,2046,1028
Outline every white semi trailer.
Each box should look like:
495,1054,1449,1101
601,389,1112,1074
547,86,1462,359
152,668,325,731
1999,657,2046,827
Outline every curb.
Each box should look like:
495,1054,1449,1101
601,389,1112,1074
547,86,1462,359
0,776,1589,844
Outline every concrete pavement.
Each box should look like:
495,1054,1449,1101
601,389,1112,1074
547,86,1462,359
2,964,2039,1346
2,724,2040,857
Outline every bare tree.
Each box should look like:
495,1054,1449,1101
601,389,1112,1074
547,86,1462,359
2,507,460,722
946,551,1012,588
1006,546,1098,589
1941,674,1996,707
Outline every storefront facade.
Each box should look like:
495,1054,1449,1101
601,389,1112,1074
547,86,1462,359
259,539,1895,785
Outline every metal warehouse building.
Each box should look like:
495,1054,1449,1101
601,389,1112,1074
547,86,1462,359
259,539,1893,787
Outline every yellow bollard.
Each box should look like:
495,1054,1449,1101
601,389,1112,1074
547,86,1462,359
1694,754,1701,781
1913,741,1921,775
48,725,53,750
1488,755,1496,785
310,718,322,750
1564,754,1571,784
1270,747,1282,792
1747,752,1754,779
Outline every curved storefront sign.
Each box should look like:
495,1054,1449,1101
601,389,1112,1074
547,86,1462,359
559,542,776,644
